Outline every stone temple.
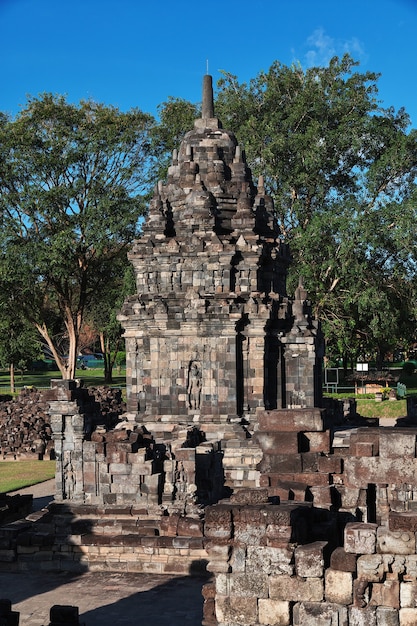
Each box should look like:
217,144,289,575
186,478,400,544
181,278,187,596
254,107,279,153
118,74,323,429
5,76,417,626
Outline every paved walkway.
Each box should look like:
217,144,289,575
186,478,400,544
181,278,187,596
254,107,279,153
0,570,206,625
4,481,206,625
10,478,56,511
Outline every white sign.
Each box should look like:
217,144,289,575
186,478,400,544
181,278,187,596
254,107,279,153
356,362,369,372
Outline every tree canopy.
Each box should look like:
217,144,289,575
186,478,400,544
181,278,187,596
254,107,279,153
0,94,153,378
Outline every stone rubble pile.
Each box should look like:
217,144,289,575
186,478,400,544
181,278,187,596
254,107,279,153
0,385,126,460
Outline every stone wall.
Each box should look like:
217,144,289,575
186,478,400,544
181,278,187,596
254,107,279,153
204,501,417,626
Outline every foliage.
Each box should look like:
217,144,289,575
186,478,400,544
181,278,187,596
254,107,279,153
0,267,42,390
85,258,134,383
403,361,416,376
0,95,154,379
150,96,200,182
214,56,417,363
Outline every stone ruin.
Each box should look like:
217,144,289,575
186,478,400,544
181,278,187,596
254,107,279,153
0,386,125,461
2,76,417,625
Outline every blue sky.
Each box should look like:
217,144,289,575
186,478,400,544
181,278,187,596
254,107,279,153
1,0,416,129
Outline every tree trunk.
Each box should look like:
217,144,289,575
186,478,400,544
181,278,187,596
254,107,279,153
35,319,79,380
65,317,78,380
100,332,113,384
375,347,384,371
10,363,15,394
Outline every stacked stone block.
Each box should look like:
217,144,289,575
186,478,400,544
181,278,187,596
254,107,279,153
0,501,208,576
205,505,417,625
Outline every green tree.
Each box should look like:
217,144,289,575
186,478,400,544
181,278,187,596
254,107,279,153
0,268,41,392
86,256,135,384
149,96,200,182
0,94,154,379
215,56,417,362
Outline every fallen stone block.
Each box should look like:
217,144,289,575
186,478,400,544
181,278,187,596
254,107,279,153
399,607,417,625
377,528,416,555
357,554,384,582
246,545,293,576
349,605,377,626
400,581,417,608
376,606,399,626
389,512,417,533
269,575,324,602
293,601,348,626
256,408,325,433
379,429,417,458
330,547,357,572
344,522,378,554
215,595,257,625
295,541,327,578
325,568,353,605
258,599,290,626
370,579,400,609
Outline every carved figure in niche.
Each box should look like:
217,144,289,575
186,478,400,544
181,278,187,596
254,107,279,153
187,361,202,410
63,451,76,500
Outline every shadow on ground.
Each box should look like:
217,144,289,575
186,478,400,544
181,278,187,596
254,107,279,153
0,571,207,626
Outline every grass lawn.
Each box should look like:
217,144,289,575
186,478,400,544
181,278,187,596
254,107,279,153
0,460,55,493
0,367,126,395
356,398,407,419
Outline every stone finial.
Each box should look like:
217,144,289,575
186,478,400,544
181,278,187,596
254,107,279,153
202,74,215,119
258,175,265,195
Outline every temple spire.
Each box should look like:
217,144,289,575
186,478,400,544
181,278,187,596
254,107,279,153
202,74,214,119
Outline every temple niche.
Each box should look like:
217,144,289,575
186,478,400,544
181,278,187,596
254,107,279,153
118,75,323,430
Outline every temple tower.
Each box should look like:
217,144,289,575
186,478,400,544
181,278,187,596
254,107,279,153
118,75,322,429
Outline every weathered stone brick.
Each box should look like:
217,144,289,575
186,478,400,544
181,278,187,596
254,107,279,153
357,554,384,582
389,512,417,533
257,453,302,474
254,431,299,454
269,575,323,602
247,545,293,576
370,580,400,609
376,606,399,626
379,429,417,458
258,599,290,626
325,568,353,605
256,408,325,432
344,457,417,489
293,601,348,625
404,555,417,580
215,595,257,625
400,581,417,608
302,430,330,453
318,455,342,474
295,541,327,578
330,547,357,572
349,606,377,626
204,504,233,540
229,572,269,598
345,522,378,554
399,608,417,625
377,528,416,555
